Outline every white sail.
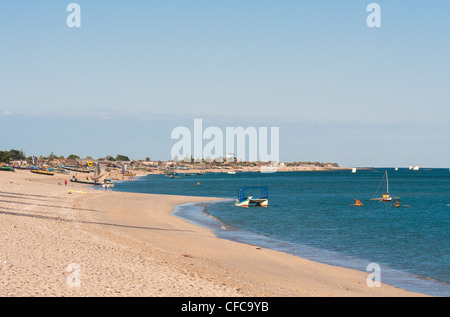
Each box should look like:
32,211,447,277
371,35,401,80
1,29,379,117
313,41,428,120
93,163,108,181
370,171,397,202
93,163,100,179
352,168,357,173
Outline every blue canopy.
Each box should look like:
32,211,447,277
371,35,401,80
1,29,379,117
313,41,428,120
237,186,269,203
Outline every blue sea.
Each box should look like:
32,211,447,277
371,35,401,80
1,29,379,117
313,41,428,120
111,168,450,296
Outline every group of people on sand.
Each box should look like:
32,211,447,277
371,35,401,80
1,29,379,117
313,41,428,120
58,179,68,186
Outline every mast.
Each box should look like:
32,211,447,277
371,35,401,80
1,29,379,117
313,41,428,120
386,171,389,194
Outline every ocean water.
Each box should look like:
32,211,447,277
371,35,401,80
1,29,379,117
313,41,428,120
111,169,450,296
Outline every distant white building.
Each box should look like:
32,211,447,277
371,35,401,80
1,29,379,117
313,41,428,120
225,153,235,162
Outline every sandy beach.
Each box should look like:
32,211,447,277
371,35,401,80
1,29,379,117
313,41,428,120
0,170,426,297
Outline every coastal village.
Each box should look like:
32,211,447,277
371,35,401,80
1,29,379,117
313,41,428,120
0,149,344,180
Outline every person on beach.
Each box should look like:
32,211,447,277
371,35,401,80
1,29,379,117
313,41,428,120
58,179,61,186
65,179,67,186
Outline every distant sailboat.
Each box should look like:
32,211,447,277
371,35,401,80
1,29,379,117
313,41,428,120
413,166,420,171
94,163,114,188
371,171,399,202
352,168,357,173
71,163,113,187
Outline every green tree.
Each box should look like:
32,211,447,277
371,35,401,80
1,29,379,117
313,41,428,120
67,154,80,160
8,149,25,160
115,154,130,161
0,151,10,163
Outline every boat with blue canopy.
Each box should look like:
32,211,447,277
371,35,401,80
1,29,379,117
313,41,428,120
235,186,269,207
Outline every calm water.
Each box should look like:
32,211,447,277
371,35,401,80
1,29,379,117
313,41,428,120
111,169,450,296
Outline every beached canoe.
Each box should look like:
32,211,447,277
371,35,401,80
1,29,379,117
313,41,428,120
0,166,15,172
30,170,55,176
13,166,30,170
70,179,102,185
62,166,91,173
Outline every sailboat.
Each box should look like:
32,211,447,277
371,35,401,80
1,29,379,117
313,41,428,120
70,163,113,187
370,171,399,202
93,163,114,188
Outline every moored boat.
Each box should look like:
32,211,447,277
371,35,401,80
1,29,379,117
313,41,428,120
370,171,399,202
102,181,114,188
235,186,269,207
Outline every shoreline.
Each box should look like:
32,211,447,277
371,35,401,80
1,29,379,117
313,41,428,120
0,170,428,296
173,200,448,297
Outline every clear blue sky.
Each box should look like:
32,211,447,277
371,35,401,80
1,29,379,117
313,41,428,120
1,1,449,167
